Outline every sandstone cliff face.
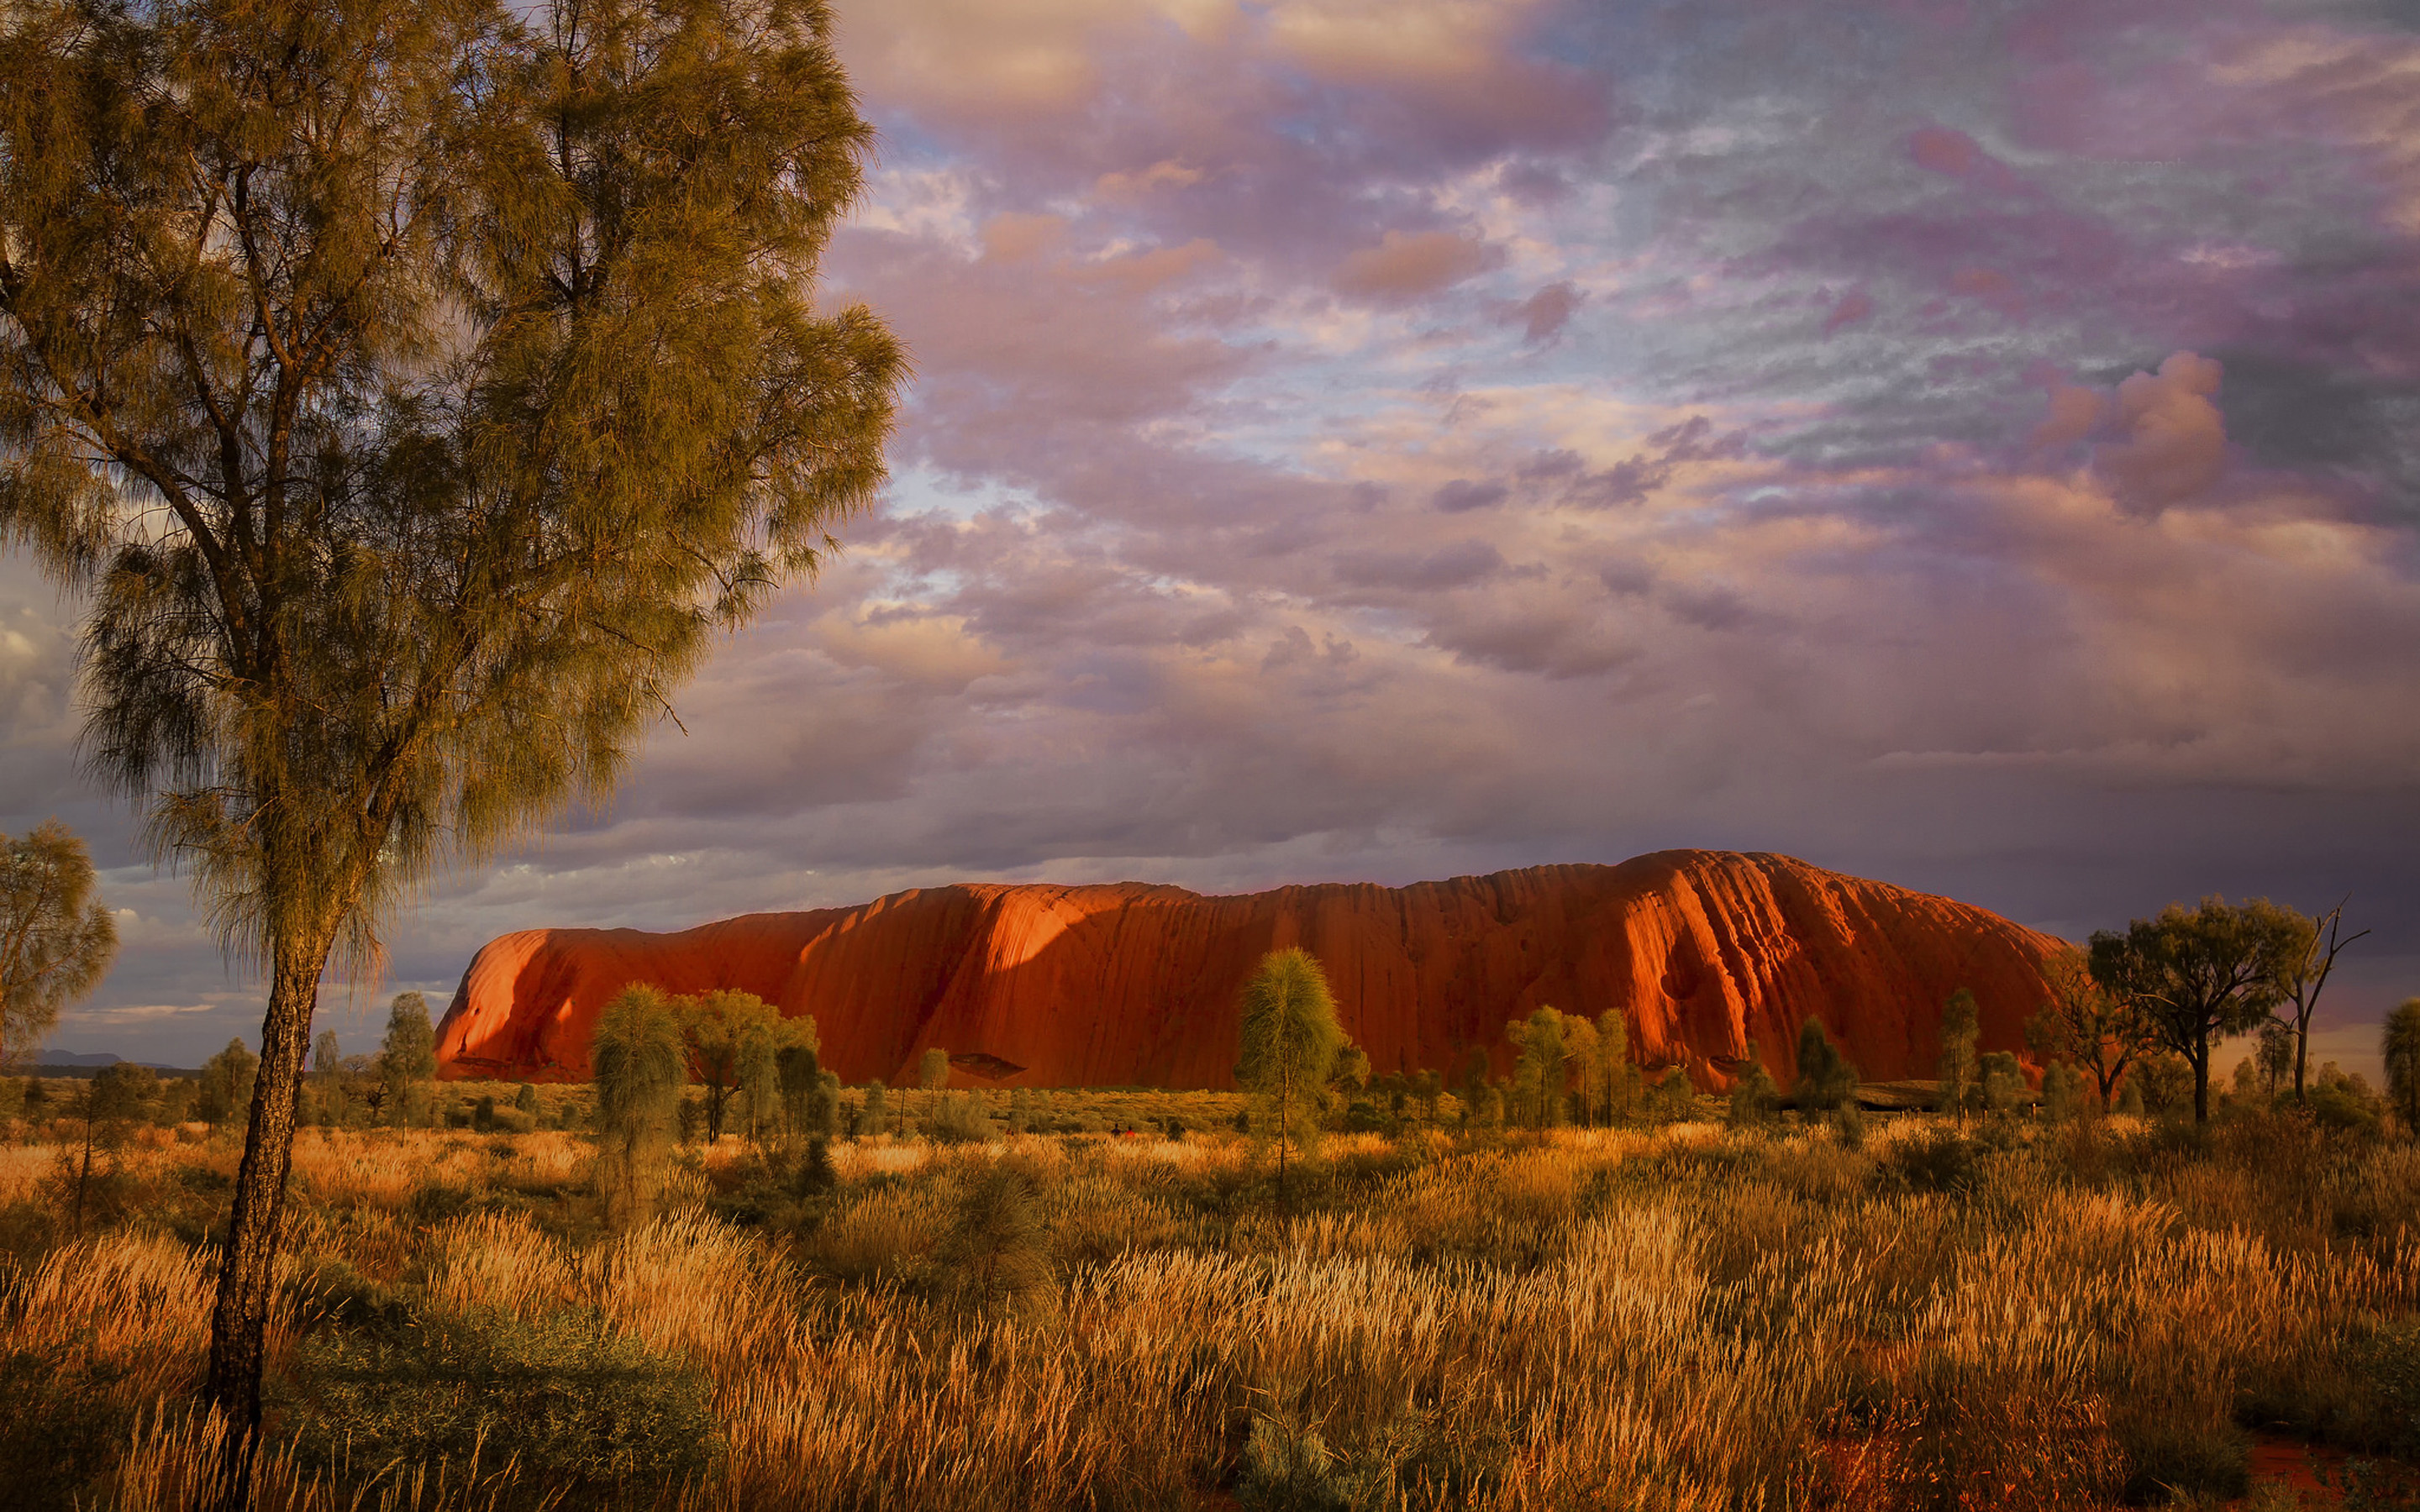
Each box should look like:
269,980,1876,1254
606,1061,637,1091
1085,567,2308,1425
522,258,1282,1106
434,850,2068,1089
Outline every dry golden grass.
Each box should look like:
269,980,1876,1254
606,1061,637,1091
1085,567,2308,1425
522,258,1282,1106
0,1104,2413,1510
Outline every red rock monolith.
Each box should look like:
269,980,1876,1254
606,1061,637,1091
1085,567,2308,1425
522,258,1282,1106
434,850,2068,1089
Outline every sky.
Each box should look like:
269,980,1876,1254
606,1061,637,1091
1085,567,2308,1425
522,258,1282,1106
4,0,2417,1074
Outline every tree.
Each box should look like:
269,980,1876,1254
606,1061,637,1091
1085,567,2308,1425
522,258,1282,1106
1936,989,1980,1120
591,987,686,1230
860,1080,888,1139
1509,1007,1566,1129
1560,1014,1600,1129
1412,1068,1444,1125
1978,1050,2026,1116
2024,948,2156,1112
380,992,438,1126
2040,1061,2084,1125
1331,1042,1371,1097
1234,948,1343,1211
776,1040,823,1144
2386,1000,2420,1140
1792,1018,1856,1113
197,1038,257,1127
675,990,795,1144
2090,897,2304,1123
0,0,901,1454
919,1046,951,1096
2255,1021,2295,1099
1599,1010,1640,1125
2273,903,2367,1100
1456,1045,1492,1125
1727,1041,1780,1128
0,822,118,1067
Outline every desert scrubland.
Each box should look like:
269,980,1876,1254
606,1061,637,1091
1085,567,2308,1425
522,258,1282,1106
3,1086,2417,1512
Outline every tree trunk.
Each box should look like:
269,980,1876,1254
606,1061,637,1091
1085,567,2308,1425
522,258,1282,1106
203,930,330,1504
2292,1020,2309,1102
2191,1032,2211,1125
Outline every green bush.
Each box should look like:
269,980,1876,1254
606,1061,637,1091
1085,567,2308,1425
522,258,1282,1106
921,1090,994,1146
280,1305,721,1499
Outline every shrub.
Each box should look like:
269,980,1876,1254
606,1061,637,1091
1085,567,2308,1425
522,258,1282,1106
1979,1050,2027,1116
1239,1415,1349,1512
935,1165,1054,1315
1883,1126,1978,1194
921,1090,994,1146
1793,1019,1856,1112
280,1306,721,1497
1727,1055,1781,1128
2042,1061,2085,1125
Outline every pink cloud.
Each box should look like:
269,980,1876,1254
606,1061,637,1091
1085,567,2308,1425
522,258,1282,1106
2096,351,2228,508
1334,228,1499,302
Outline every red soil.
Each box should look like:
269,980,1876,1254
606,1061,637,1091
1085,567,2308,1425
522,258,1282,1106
434,849,2068,1089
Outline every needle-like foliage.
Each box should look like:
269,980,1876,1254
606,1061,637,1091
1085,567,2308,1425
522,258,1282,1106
0,821,118,1065
0,0,902,1465
592,985,687,1231
1234,947,1342,1212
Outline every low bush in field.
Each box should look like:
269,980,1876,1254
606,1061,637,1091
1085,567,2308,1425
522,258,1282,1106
277,1305,721,1499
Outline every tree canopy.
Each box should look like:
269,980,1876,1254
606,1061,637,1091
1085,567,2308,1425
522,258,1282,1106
2090,897,2305,1123
0,0,901,1454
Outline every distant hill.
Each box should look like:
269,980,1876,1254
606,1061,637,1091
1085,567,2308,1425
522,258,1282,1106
438,849,2066,1091
22,1050,197,1077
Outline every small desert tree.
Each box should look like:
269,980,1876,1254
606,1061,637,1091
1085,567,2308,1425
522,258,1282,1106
1792,1018,1857,1113
1978,1050,2027,1116
918,1046,951,1124
1457,1046,1492,1125
2274,903,2366,1100
1727,1041,1781,1128
0,822,118,1067
860,1080,888,1139
2386,999,2420,1140
674,990,797,1145
1234,948,1342,1211
1511,1007,1567,1129
2025,948,2155,1111
380,992,439,1127
1600,1010,1640,1124
592,987,686,1229
1560,1014,1600,1128
2091,897,2305,1124
1936,989,1981,1120
2041,1061,2084,1125
197,1038,257,1127
776,1040,823,1145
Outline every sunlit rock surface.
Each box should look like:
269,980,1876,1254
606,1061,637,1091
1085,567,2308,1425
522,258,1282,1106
434,850,2065,1089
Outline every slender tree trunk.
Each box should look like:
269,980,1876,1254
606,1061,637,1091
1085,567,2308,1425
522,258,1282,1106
204,928,331,1504
2292,1016,2309,1102
2191,1031,2211,1125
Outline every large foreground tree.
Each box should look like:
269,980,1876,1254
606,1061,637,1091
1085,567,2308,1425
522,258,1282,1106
0,0,902,1481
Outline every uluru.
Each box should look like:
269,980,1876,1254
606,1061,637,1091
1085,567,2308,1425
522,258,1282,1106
434,849,2069,1090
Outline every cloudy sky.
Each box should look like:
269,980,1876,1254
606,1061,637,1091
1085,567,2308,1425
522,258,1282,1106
6,0,2417,1073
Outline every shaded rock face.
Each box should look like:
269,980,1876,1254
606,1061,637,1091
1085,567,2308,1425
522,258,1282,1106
434,850,2068,1089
